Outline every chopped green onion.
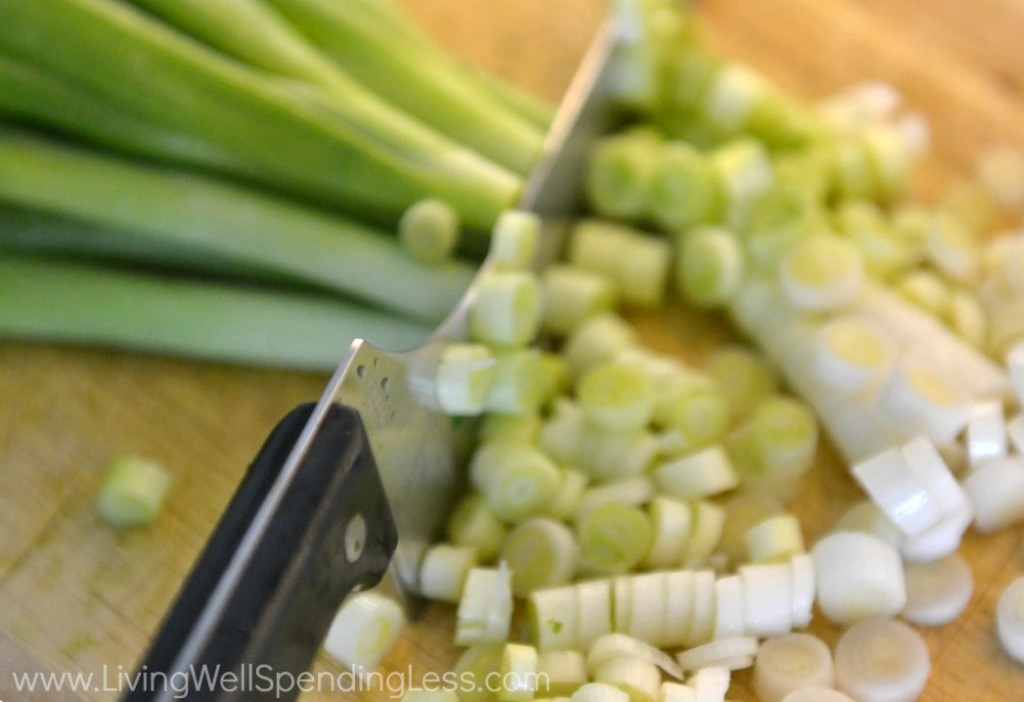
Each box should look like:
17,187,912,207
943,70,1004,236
323,591,405,671
96,456,172,529
642,496,693,570
834,618,931,702
477,443,560,524
537,649,588,697
585,128,662,221
419,543,479,604
562,314,641,380
424,343,496,416
470,270,542,348
499,643,540,702
490,210,541,270
568,220,672,308
752,633,834,702
399,198,460,265
456,564,514,646
529,585,580,652
811,532,907,626
501,518,580,597
484,349,549,416
901,553,974,627
648,141,722,231
676,225,746,308
576,503,654,576
577,361,656,432
745,514,805,564
540,265,618,338
652,446,739,501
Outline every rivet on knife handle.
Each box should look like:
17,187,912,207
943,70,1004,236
122,403,396,702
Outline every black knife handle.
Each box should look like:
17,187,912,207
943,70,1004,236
122,403,397,702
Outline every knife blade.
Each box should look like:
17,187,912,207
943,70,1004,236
121,18,623,702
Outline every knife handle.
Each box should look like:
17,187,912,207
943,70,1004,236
122,402,397,702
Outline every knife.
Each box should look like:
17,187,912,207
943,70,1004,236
122,19,622,702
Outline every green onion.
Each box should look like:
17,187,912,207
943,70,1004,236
576,503,653,575
399,198,460,266
96,456,173,529
263,0,546,175
0,0,520,229
0,53,236,169
0,252,429,370
0,129,473,323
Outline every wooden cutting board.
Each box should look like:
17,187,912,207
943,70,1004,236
2,1,1024,700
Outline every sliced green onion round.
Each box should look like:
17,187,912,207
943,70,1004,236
586,633,683,680
677,226,746,308
779,234,865,311
537,649,588,697
745,514,805,564
529,585,579,652
648,141,721,230
834,618,931,702
901,553,974,627
576,476,655,525
653,445,739,501
676,637,759,673
324,592,406,671
576,578,614,650
490,209,541,270
812,532,906,626
682,500,727,568
585,129,661,221
663,569,697,649
569,682,630,702
502,517,580,597
500,643,541,702
485,349,549,416
962,456,1024,533
456,564,514,646
753,633,834,702
562,313,641,380
428,342,496,416
419,543,479,603
96,456,172,529
683,570,718,648
643,496,694,570
578,361,656,432
851,447,942,538
576,503,654,575
740,562,794,638
470,270,541,348
399,197,459,265
470,441,560,523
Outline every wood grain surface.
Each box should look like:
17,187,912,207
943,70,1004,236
2,1,1024,701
